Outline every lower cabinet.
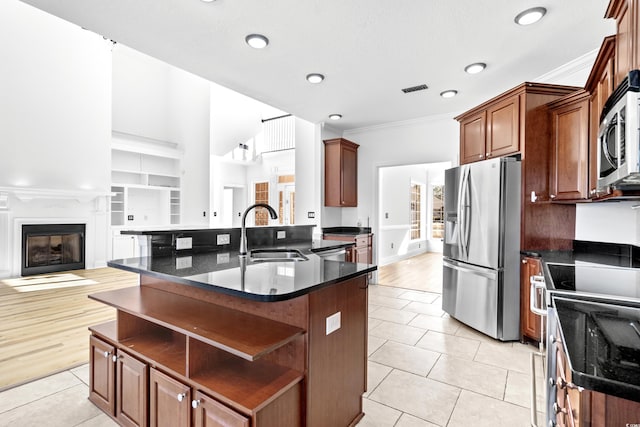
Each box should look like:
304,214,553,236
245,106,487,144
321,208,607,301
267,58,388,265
89,335,148,427
520,256,543,342
150,368,191,427
322,233,373,264
193,391,249,427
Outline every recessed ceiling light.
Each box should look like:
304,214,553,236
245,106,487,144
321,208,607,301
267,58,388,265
328,114,342,120
306,73,325,84
440,90,458,98
464,63,486,74
514,7,547,25
245,34,269,49
200,0,216,2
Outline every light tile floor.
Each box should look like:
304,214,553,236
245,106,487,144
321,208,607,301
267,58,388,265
0,284,545,427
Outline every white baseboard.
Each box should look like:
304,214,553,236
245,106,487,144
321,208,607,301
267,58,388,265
379,248,429,267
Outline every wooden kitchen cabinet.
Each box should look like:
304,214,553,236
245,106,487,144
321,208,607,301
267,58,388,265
520,256,543,343
150,368,191,427
547,90,591,201
585,36,616,198
457,82,579,251
324,138,359,207
89,330,148,427
322,233,373,264
457,94,520,164
606,0,636,87
193,391,249,427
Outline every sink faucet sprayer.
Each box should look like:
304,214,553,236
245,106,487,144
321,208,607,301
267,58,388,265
239,203,278,256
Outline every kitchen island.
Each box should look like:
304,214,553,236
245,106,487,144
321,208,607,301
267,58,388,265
88,245,376,427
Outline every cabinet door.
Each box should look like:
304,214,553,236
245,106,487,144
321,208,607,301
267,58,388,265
550,97,590,200
460,111,486,164
520,257,542,342
193,391,249,427
113,235,137,260
116,350,148,427
150,368,191,427
89,335,116,416
614,0,633,87
487,95,520,158
340,143,358,207
589,55,615,197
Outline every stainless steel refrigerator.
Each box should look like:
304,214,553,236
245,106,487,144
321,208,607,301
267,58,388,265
442,157,521,341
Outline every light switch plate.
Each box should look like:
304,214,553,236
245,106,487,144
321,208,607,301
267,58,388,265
277,230,286,239
326,312,341,335
176,237,192,250
217,234,230,245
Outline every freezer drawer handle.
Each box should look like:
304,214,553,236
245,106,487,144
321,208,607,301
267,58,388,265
443,259,497,280
529,275,547,316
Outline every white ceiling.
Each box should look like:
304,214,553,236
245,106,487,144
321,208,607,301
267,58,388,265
21,0,615,132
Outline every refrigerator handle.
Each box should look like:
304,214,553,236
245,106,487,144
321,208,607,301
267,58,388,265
463,168,472,257
457,168,467,258
443,258,497,280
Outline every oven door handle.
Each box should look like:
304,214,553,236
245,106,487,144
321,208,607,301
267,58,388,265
530,275,547,316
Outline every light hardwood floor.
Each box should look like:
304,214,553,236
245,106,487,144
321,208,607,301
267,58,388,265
376,252,443,293
0,267,138,390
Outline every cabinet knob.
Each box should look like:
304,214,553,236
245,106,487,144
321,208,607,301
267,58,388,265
550,194,556,199
553,402,567,414
177,392,187,402
486,153,491,157
103,351,111,358
522,259,527,264
112,354,121,363
191,399,200,409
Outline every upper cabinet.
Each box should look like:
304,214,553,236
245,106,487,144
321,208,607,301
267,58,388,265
547,90,591,201
324,138,359,207
606,0,637,87
457,92,520,164
586,35,616,198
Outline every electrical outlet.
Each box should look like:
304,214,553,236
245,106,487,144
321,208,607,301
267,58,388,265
176,237,192,250
325,312,341,335
127,215,134,221
391,242,394,249
175,256,192,269
307,211,315,218
217,253,229,264
277,230,286,239
203,211,206,217
216,234,230,245
385,212,389,219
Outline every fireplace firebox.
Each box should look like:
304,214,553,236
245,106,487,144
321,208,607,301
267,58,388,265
22,224,85,276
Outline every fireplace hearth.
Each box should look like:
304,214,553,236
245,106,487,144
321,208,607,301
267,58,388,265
22,224,85,276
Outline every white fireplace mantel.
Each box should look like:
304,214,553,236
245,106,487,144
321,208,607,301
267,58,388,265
0,187,113,203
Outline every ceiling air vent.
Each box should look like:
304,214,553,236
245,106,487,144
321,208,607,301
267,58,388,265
401,84,428,94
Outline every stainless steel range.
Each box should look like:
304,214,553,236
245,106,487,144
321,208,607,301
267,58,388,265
533,261,640,427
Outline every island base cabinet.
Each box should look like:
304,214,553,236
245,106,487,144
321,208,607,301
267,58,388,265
89,335,116,416
89,334,149,427
150,368,191,427
193,391,249,427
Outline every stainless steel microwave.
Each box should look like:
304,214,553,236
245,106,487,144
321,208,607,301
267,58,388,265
597,70,640,192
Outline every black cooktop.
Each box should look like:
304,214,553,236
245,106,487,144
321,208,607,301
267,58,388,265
553,296,640,402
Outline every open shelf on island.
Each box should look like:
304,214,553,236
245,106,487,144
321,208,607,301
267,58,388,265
188,338,303,414
89,286,305,361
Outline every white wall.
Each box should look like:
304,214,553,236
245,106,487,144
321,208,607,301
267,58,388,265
0,0,111,192
112,46,210,227
0,0,112,276
575,202,640,245
342,115,459,264
294,118,321,231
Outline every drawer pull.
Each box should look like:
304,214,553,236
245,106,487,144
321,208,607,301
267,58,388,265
191,399,200,409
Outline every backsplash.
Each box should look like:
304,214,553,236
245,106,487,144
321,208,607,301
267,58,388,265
575,201,640,246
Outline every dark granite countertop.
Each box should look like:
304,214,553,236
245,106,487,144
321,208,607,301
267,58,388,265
553,295,640,403
322,226,372,235
107,239,376,302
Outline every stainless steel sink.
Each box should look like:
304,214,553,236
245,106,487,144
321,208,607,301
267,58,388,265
249,249,309,262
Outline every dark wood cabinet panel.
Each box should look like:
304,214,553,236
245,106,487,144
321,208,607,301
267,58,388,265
324,138,359,207
89,335,116,416
193,391,249,427
307,276,367,427
487,95,520,158
586,35,616,198
150,368,191,427
549,91,590,201
116,350,148,427
607,0,633,87
520,256,542,342
459,111,487,163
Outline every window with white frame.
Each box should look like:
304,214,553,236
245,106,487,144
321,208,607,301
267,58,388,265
432,184,444,239
410,183,421,240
